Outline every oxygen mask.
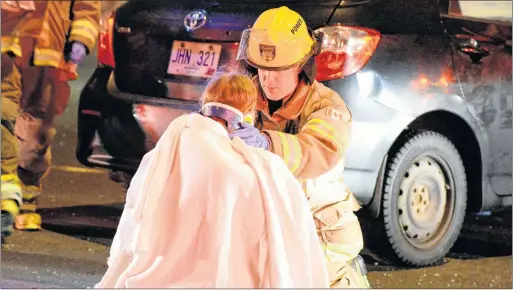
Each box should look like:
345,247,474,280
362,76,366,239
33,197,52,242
199,102,254,133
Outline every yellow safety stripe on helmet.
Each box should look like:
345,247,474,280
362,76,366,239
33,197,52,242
1,36,22,57
70,20,99,46
276,132,302,174
301,118,343,151
33,48,63,68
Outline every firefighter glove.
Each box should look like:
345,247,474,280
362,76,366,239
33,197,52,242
229,122,270,150
66,41,87,65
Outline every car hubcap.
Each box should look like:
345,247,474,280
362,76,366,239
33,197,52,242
397,156,454,249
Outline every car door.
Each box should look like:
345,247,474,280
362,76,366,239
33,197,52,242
441,0,512,196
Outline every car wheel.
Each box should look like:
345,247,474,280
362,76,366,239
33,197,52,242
382,130,467,266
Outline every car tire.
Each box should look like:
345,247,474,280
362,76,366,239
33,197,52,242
381,130,467,266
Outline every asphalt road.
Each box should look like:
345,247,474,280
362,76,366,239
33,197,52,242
1,54,512,289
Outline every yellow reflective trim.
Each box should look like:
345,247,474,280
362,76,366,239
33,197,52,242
301,123,342,151
35,48,63,59
1,173,20,183
1,199,20,216
1,183,22,192
288,135,302,174
1,36,18,45
1,36,22,56
70,28,97,46
1,45,22,56
307,118,344,141
33,48,63,68
71,19,100,46
301,117,344,150
33,59,59,67
276,132,303,174
276,131,291,165
71,19,100,37
71,24,99,38
33,59,60,67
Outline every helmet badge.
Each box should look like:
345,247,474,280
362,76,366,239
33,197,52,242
259,44,276,62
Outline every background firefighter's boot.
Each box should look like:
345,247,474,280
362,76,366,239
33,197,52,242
1,174,22,242
14,184,42,231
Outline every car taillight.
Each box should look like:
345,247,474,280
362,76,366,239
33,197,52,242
314,25,381,82
98,11,116,68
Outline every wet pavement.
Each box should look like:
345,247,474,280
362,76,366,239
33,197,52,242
1,54,512,289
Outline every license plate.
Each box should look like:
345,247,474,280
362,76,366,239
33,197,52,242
167,41,222,78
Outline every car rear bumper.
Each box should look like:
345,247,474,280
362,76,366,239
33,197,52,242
76,67,199,172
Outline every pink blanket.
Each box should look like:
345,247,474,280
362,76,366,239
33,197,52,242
95,113,329,288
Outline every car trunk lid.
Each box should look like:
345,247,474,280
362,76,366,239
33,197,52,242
110,0,339,102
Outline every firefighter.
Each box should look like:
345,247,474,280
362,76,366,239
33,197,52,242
232,6,370,288
1,1,100,241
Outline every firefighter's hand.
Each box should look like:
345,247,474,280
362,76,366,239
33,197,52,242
229,122,270,150
66,41,87,65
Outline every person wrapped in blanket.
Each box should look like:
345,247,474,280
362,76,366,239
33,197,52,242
94,72,330,288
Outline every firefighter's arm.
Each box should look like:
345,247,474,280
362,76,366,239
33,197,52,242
263,100,352,180
69,0,100,53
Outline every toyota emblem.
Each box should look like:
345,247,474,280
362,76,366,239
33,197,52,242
184,10,208,31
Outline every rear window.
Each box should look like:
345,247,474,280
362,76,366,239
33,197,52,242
449,0,512,23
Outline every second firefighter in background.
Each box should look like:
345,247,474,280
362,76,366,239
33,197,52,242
1,1,100,239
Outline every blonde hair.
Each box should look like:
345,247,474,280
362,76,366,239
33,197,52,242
201,72,258,114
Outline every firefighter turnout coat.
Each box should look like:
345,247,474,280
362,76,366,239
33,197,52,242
1,1,100,73
255,75,364,283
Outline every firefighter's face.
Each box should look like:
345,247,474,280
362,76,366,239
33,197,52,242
258,65,300,101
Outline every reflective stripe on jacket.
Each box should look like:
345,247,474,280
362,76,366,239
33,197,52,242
255,76,352,181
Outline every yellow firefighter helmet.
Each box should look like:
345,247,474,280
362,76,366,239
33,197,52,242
236,6,317,71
